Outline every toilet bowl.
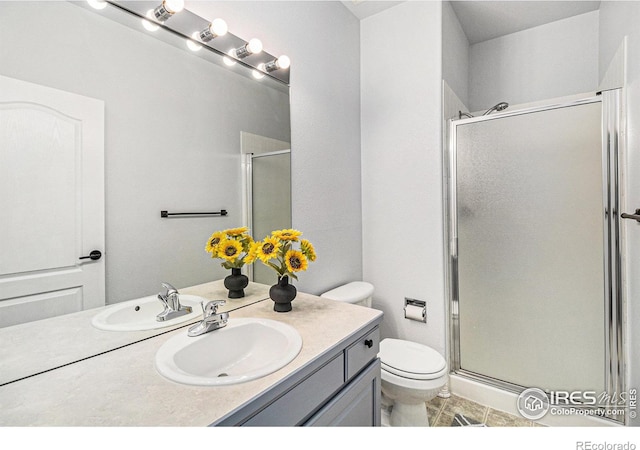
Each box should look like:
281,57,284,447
320,282,448,427
379,338,448,426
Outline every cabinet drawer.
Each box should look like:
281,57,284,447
345,327,379,381
242,354,345,426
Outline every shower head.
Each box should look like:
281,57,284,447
482,102,509,115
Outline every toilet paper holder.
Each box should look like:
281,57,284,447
404,298,427,323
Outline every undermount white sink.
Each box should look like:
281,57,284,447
154,318,303,386
91,294,203,332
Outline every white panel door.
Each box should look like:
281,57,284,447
0,75,105,327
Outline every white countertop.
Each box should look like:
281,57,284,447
0,289,383,426
0,280,270,386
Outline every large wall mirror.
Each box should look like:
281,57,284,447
0,1,291,384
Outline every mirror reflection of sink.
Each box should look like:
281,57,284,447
155,318,303,386
91,295,203,331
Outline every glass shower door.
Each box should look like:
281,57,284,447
249,151,291,284
453,101,606,393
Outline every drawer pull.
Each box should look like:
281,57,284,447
364,339,373,348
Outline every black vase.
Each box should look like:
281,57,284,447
224,268,249,298
269,275,297,312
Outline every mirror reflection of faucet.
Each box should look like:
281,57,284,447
156,282,193,322
187,300,229,337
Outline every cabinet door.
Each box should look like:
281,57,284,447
305,359,381,427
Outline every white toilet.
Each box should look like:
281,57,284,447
321,281,449,427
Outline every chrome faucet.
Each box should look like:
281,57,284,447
187,300,229,337
156,282,192,322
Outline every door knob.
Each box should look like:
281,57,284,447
79,250,102,261
621,209,640,223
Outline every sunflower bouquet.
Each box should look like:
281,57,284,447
251,229,317,280
205,227,255,269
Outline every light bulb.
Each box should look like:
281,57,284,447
276,55,291,70
163,0,184,14
142,10,160,31
223,49,237,66
252,69,265,80
199,18,228,42
187,32,202,52
246,38,263,55
211,18,228,37
264,55,291,72
234,38,263,59
87,0,107,10
153,0,184,21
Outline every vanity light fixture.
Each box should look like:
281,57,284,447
152,0,184,21
263,55,291,72
232,38,263,59
199,18,228,42
100,1,290,83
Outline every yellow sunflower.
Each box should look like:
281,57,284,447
243,241,260,264
300,239,317,262
285,250,308,273
224,226,249,237
205,231,226,254
217,238,243,262
257,237,281,262
272,229,302,241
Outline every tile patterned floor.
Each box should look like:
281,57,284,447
425,394,542,427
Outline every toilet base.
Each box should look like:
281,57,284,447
388,401,430,427
381,391,432,427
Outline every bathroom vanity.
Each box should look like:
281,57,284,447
0,282,383,426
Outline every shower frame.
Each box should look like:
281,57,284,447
444,90,626,424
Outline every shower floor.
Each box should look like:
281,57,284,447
426,394,542,427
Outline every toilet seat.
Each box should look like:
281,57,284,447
379,338,447,380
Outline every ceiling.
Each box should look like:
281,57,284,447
341,1,601,44
340,1,405,20
450,1,601,44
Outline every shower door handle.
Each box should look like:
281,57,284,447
621,209,640,223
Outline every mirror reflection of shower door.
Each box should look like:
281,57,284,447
454,101,606,393
249,151,291,284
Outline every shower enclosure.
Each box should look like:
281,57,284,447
243,149,292,284
445,91,625,423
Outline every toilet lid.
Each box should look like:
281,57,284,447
379,338,446,380
320,281,374,304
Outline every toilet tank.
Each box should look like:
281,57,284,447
320,281,374,308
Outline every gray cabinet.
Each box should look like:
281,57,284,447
304,359,380,426
213,324,381,427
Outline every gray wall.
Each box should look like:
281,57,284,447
0,1,290,303
599,0,640,427
468,10,599,111
188,1,363,295
361,1,446,354
442,0,470,108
